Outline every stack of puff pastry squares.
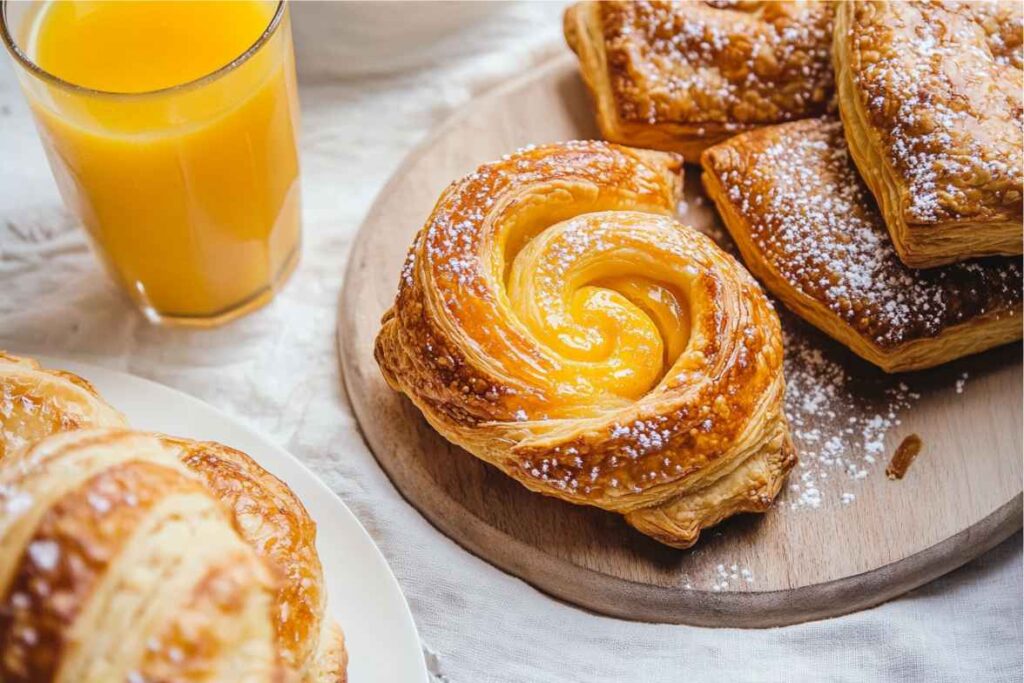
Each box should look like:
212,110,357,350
566,0,1022,372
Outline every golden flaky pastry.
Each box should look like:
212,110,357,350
0,429,346,683
375,141,794,548
564,0,834,162
0,351,126,462
169,437,348,683
701,118,1023,373
833,0,1024,268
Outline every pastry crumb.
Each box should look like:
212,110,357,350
886,434,923,480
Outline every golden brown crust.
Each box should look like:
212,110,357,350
167,437,344,682
137,553,281,682
700,117,1023,372
833,0,1024,267
375,141,794,548
0,351,127,461
0,427,346,682
0,430,282,682
565,0,835,162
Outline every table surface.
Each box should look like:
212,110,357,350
0,3,1020,682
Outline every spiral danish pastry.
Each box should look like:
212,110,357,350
375,141,794,548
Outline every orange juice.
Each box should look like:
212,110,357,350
7,1,301,324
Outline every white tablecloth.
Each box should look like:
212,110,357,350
0,3,1020,681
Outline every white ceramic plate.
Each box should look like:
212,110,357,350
38,356,428,683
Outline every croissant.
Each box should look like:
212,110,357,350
701,118,1023,372
833,0,1024,267
374,141,794,549
0,429,346,682
1,351,126,461
564,0,835,162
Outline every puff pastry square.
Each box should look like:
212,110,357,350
702,118,1023,373
564,0,835,162
834,0,1024,267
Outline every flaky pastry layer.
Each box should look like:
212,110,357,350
0,429,347,683
701,118,1023,373
0,350,345,682
375,141,794,548
834,0,1024,267
167,437,342,682
564,1,834,162
0,430,279,682
0,351,127,462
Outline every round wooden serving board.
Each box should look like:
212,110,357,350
338,56,1023,627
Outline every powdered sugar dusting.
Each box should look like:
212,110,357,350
779,320,918,511
1,484,33,517
708,118,1022,349
27,539,60,572
600,1,834,125
688,151,1010,515
678,557,757,592
419,140,665,305
847,0,1023,223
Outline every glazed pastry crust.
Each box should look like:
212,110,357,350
833,0,1024,267
166,437,345,683
0,429,347,683
564,1,834,162
0,430,281,682
0,351,127,461
375,141,794,548
0,349,345,683
701,118,1023,373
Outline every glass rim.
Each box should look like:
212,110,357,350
0,0,286,99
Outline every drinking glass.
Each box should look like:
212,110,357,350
1,0,302,326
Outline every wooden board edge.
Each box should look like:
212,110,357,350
335,367,1021,627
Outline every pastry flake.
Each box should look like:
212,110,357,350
701,118,1023,373
833,0,1024,267
375,141,794,549
564,0,835,162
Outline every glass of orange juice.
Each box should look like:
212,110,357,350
1,1,302,326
